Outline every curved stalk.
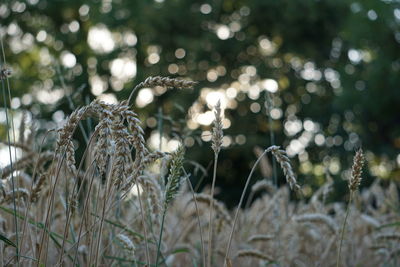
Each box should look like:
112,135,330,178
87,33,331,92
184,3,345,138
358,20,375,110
224,149,268,266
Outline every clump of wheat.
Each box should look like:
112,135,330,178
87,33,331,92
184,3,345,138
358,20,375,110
1,75,397,267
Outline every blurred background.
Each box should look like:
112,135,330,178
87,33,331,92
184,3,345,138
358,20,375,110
0,0,399,206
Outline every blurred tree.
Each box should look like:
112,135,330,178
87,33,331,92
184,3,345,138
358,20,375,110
0,0,399,205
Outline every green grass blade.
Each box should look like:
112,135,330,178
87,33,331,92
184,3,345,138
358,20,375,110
376,221,400,230
0,232,17,247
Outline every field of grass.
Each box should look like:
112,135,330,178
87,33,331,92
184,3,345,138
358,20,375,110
0,76,399,267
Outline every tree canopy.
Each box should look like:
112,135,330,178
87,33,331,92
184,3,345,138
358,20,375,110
1,0,399,204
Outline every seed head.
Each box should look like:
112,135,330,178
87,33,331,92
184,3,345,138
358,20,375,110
349,148,364,192
211,100,223,155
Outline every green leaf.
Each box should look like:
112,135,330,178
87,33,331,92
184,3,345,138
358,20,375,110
0,233,16,247
90,212,156,244
377,221,400,230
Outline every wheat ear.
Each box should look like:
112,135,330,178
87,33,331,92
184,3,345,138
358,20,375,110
128,76,197,104
337,148,364,267
208,100,223,267
156,145,185,267
268,145,301,192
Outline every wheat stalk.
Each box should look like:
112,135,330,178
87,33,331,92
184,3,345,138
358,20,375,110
208,100,223,267
156,145,185,267
337,148,365,267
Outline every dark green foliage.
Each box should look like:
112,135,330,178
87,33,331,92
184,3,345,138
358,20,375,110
1,0,399,204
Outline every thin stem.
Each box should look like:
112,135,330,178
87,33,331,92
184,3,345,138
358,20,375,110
183,169,206,267
265,92,278,186
58,129,100,265
92,175,110,267
38,152,66,264
156,208,167,267
55,63,89,144
136,179,151,266
1,32,19,266
336,191,353,267
158,107,163,151
71,161,97,266
207,153,219,267
19,130,55,259
224,149,268,266
128,81,146,105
